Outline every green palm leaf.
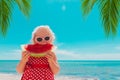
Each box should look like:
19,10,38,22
0,0,31,36
15,0,31,17
81,0,120,37
0,0,13,36
99,0,120,36
81,0,97,16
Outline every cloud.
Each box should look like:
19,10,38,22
1,43,120,60
55,49,120,60
115,46,120,50
0,49,21,60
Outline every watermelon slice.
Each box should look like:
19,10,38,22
21,43,53,57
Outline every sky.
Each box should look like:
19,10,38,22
0,0,120,60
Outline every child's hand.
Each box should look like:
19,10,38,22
21,51,30,63
45,51,60,74
45,51,56,63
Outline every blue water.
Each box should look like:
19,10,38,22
0,60,120,80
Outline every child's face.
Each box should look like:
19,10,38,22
33,30,53,45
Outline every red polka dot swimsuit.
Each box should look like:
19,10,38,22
21,56,54,80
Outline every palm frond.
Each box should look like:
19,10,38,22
99,0,120,36
81,0,97,16
0,0,13,36
15,0,31,17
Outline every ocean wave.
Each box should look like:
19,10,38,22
0,73,21,80
0,73,99,80
56,76,99,80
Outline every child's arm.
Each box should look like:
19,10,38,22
45,52,60,75
16,51,30,73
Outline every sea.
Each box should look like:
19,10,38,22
0,60,120,80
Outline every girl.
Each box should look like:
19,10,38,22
16,25,60,80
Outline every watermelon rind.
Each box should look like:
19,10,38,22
30,53,46,57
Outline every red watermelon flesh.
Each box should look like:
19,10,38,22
25,43,53,53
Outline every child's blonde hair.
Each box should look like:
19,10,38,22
31,25,55,43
